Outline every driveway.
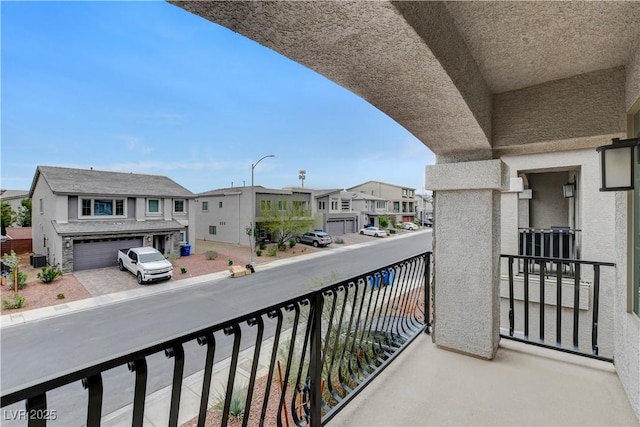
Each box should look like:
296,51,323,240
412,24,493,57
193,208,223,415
73,266,140,296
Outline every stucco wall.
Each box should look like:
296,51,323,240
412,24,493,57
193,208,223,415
494,67,626,151
527,171,570,229
31,181,62,268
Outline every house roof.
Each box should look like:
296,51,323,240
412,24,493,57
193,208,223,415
347,180,416,191
5,227,32,240
1,189,30,201
29,166,195,198
199,186,313,197
51,219,185,236
313,189,343,198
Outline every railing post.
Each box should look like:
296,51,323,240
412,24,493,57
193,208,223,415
309,292,324,426
573,263,581,350
26,394,46,427
508,256,514,336
425,252,431,334
592,264,601,356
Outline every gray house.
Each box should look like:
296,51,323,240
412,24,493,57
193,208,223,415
29,166,196,272
195,186,315,246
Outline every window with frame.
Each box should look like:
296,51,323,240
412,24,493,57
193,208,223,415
179,231,186,243
202,201,209,211
293,201,307,211
393,202,400,211
80,198,126,217
331,200,338,210
219,201,223,208
209,225,217,235
341,200,350,211
148,199,160,213
376,201,386,209
317,200,325,210
174,199,185,213
260,200,271,211
278,200,288,211
39,199,43,214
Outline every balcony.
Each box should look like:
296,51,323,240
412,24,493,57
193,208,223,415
1,252,638,426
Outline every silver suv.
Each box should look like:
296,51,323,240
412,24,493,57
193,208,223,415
296,231,332,247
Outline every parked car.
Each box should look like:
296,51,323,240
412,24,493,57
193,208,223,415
296,231,332,247
360,226,387,237
401,222,419,230
118,247,173,284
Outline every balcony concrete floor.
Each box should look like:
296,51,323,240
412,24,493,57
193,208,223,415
327,335,639,426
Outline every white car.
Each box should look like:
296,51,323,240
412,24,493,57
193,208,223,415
360,226,387,237
402,222,419,230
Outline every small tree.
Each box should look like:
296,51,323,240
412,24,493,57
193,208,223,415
1,202,17,231
17,198,32,227
379,215,389,229
260,200,314,247
1,250,20,293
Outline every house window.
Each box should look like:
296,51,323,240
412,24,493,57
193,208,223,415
148,199,160,213
393,202,400,212
260,200,271,211
293,201,307,211
278,200,288,211
82,199,91,216
116,200,124,216
376,201,386,209
174,199,185,213
94,199,113,216
219,201,223,208
341,200,350,211
80,198,126,217
39,199,44,214
209,225,217,235
202,201,209,211
331,201,338,210
179,231,186,243
318,201,325,210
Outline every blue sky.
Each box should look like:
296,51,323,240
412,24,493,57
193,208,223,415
1,1,434,195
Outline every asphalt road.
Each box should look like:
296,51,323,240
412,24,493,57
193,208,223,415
1,231,432,425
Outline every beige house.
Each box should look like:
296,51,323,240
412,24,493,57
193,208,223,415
175,1,640,420
347,180,416,223
195,186,314,245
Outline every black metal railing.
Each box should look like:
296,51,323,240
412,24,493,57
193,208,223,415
500,254,614,362
518,228,581,277
1,252,431,426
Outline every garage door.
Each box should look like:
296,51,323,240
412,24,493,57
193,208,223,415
73,238,143,271
326,219,355,236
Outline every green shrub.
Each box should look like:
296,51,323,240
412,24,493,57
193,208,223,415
256,249,263,257
259,242,267,250
17,271,28,289
214,385,246,421
180,267,187,274
227,259,233,266
277,242,286,251
205,250,218,260
388,229,397,234
37,266,62,284
267,247,277,257
56,293,65,300
289,238,296,248
2,294,25,309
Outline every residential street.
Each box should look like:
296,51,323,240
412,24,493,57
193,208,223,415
1,231,432,425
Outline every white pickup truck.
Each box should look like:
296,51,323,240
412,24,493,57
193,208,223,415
117,247,173,284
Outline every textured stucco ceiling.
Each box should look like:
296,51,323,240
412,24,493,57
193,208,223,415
169,1,640,159
444,1,640,93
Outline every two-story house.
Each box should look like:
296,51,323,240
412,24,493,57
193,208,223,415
415,193,433,225
347,180,416,223
29,166,196,273
195,186,315,245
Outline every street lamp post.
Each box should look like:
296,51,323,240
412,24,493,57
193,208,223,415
250,154,275,266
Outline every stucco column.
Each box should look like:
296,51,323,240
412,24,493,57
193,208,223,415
426,159,509,359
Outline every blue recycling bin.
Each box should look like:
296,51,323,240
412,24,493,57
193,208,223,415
181,244,191,256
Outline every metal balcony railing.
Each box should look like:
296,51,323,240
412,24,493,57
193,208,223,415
500,254,615,362
518,228,581,277
1,252,431,427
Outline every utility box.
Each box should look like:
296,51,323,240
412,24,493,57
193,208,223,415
32,254,46,268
